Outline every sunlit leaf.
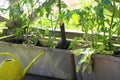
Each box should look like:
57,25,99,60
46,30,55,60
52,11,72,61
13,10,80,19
72,13,80,24
45,28,49,35
73,49,84,56
113,7,119,18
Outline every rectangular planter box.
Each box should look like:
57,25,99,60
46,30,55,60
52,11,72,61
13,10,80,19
93,54,120,80
75,53,120,80
0,41,76,80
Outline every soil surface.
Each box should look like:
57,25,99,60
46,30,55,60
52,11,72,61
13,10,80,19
24,73,64,80
114,47,120,57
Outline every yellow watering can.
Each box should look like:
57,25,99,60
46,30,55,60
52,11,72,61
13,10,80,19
0,51,44,80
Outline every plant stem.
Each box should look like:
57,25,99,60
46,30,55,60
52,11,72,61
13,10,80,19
26,4,31,44
91,23,94,47
109,1,115,50
17,2,22,24
38,1,43,29
91,17,95,47
58,0,61,18
103,20,107,46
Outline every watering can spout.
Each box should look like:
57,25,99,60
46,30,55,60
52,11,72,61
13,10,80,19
22,51,44,77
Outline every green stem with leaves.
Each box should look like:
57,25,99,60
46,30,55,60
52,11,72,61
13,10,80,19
91,29,94,47
91,17,95,47
109,1,115,50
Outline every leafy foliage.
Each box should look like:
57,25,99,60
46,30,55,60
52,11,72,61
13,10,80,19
73,45,114,74
72,0,120,74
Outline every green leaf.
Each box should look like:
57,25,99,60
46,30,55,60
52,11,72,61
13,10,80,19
61,1,67,8
96,45,105,52
118,37,120,42
45,28,49,35
72,13,80,24
66,11,72,22
68,37,80,49
0,8,7,13
15,27,24,38
43,2,52,18
33,38,39,45
74,10,83,17
112,22,117,29
46,39,54,47
94,6,104,19
96,34,106,41
73,49,84,56
0,22,7,34
114,7,119,18
110,44,116,52
0,22,7,29
101,0,112,7
87,20,93,29
36,8,44,17
101,27,108,32
115,0,120,3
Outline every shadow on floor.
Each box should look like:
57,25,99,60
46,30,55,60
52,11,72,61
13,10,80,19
24,73,65,80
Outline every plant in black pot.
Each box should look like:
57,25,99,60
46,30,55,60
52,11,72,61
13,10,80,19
55,0,71,49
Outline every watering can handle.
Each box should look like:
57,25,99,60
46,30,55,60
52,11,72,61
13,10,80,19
0,52,19,61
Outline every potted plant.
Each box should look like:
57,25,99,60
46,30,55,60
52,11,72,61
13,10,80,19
71,0,120,80
0,0,77,80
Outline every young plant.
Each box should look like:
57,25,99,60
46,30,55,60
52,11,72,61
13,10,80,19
73,0,120,74
3,0,54,44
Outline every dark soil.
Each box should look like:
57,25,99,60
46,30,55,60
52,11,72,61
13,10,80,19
24,73,64,80
114,51,120,57
3,38,25,44
113,47,120,57
3,38,71,49
3,38,50,47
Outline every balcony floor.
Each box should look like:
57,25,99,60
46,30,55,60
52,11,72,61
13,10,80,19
24,73,64,80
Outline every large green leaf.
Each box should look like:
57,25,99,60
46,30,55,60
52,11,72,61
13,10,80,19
66,10,72,22
101,0,112,7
